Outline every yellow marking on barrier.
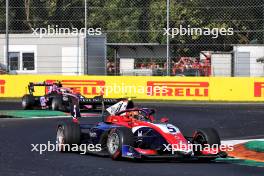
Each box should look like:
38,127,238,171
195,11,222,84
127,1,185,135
0,75,264,101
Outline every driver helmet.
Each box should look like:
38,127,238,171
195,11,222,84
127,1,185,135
127,111,139,119
126,110,148,121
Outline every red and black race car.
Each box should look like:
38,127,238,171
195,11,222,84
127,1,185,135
56,99,227,161
22,81,120,111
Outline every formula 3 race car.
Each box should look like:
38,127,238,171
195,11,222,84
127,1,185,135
56,99,227,161
22,81,121,111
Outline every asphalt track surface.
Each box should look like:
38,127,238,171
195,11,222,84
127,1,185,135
0,102,264,176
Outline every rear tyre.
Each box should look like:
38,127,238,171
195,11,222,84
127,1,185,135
107,128,134,160
22,94,35,109
56,122,81,152
51,96,62,111
192,128,221,157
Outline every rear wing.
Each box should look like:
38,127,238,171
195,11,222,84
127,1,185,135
27,81,62,94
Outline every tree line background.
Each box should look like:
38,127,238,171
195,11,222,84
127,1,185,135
0,0,263,56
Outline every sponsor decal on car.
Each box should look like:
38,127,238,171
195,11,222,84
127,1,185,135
254,82,264,97
147,81,209,97
0,80,5,94
46,80,105,96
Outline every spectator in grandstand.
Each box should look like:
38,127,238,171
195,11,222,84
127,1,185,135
146,63,151,69
185,58,193,70
203,59,211,76
172,62,183,76
176,57,202,76
149,62,156,70
192,58,201,69
107,60,115,74
163,62,167,70
200,52,212,76
192,58,202,76
140,63,146,69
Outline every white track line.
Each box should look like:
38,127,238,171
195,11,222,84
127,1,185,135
222,139,264,145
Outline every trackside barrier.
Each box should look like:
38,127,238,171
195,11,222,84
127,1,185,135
0,75,264,101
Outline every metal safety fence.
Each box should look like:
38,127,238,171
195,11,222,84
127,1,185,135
0,0,263,76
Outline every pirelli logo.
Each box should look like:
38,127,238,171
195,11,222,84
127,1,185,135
254,82,264,97
147,81,209,97
0,80,5,94
46,80,105,95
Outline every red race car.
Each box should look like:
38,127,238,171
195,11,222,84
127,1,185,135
56,99,228,161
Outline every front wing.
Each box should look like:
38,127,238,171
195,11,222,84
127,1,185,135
121,145,227,160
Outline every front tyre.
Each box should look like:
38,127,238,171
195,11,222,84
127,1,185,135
192,128,220,157
107,128,134,160
56,122,81,152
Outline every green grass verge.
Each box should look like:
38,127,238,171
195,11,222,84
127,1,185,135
216,158,264,167
244,141,264,153
0,110,66,118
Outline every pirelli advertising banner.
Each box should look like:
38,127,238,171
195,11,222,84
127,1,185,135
1,75,264,101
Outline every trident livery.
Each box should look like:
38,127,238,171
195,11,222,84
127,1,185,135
56,99,227,161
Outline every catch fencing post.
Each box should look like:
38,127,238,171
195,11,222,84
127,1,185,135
84,0,87,74
166,0,170,76
6,0,9,73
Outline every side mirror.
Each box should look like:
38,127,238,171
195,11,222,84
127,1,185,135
160,117,169,123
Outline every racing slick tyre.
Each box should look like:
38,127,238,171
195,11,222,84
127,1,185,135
51,96,63,111
192,128,221,147
56,122,81,152
192,128,221,161
22,94,35,109
107,127,134,160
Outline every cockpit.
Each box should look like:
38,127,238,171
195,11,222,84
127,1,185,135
117,108,155,122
